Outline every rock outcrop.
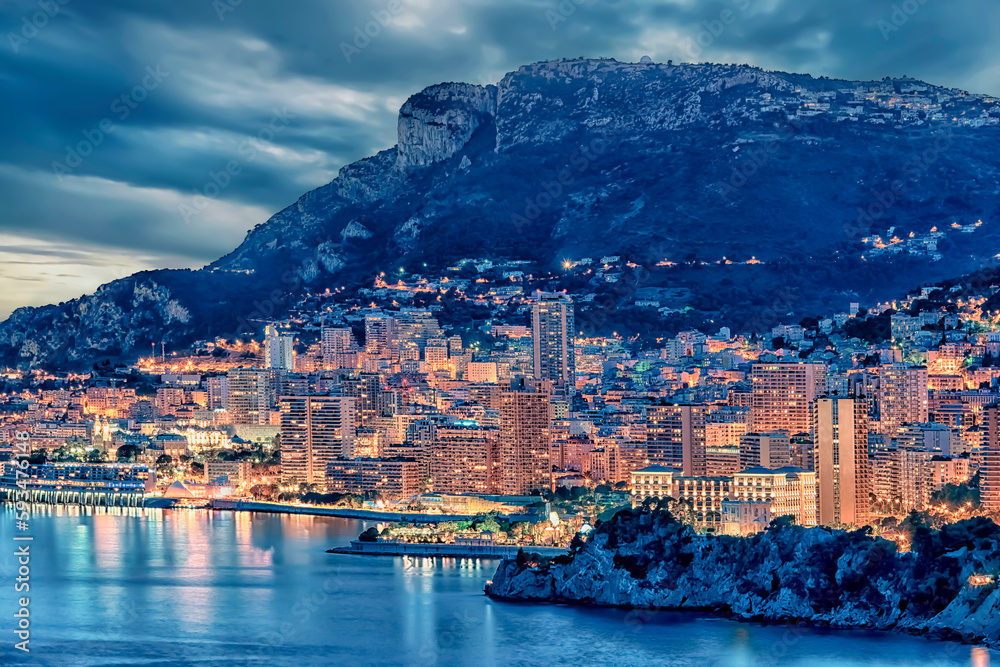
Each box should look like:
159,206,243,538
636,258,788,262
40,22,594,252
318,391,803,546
486,509,1000,647
396,83,497,169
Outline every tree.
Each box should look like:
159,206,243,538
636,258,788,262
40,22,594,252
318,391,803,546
248,484,276,500
474,513,502,534
116,444,140,462
767,515,796,530
155,454,172,465
51,446,77,462
930,471,981,510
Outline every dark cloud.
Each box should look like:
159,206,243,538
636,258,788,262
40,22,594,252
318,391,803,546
1,0,997,317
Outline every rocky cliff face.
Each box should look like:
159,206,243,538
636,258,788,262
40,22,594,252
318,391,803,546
486,510,1000,647
5,58,1000,368
396,83,497,169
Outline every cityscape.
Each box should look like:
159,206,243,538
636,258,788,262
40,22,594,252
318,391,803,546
3,1,1000,665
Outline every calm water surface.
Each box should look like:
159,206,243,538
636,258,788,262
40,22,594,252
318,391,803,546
1,506,996,667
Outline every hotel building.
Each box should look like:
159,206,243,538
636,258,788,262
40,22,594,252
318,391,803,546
732,466,818,527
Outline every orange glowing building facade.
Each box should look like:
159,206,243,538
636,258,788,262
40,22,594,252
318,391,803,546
814,396,871,527
750,362,826,435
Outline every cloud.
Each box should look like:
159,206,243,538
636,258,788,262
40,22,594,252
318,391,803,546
0,233,195,319
1,0,998,316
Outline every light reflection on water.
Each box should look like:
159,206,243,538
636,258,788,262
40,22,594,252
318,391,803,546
1,505,995,667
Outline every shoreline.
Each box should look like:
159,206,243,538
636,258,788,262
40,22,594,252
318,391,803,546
4,498,545,524
483,591,997,650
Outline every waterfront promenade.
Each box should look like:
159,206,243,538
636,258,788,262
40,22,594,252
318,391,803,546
209,498,544,523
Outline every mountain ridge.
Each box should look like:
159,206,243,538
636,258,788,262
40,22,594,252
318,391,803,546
4,58,1000,369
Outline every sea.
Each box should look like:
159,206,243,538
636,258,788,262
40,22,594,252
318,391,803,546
1,506,996,666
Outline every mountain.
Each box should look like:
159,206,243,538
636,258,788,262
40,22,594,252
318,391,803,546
4,58,1000,368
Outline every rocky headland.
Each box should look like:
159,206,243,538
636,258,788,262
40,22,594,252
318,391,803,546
486,508,1000,647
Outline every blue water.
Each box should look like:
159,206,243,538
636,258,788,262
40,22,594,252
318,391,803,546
0,506,996,666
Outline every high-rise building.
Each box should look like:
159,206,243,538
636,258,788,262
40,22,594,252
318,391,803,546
894,422,953,454
878,364,928,436
430,424,500,494
739,432,791,471
790,436,814,471
750,362,826,434
980,449,1000,513
364,315,397,357
704,421,747,477
499,382,552,494
532,292,576,397
617,442,651,480
326,457,419,499
645,403,714,476
425,338,449,368
871,448,901,512
814,396,871,526
264,324,295,371
584,443,621,484
394,310,442,354
341,373,391,427
279,396,356,487
226,368,270,425
321,327,356,368
466,362,499,385
978,403,1000,512
206,375,228,411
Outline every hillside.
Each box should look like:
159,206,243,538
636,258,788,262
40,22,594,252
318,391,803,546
4,58,1000,368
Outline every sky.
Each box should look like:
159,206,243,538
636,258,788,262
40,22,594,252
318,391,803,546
1,0,998,319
